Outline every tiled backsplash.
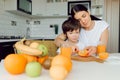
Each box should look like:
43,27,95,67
29,18,66,39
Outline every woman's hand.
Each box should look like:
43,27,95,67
85,46,97,56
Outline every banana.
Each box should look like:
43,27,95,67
14,39,43,56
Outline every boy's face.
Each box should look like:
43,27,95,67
66,29,80,43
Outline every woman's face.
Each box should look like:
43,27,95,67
74,11,92,29
66,29,80,43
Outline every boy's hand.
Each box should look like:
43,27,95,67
71,46,79,53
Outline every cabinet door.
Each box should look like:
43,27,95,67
32,0,46,16
5,0,32,15
0,0,4,9
0,42,16,60
18,0,32,14
46,2,67,16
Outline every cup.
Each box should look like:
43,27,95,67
97,42,106,54
60,44,72,59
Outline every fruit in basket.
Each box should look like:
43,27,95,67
19,53,38,63
14,39,42,56
4,54,27,75
37,44,48,56
98,52,109,60
24,40,32,46
25,61,42,77
29,42,40,49
37,55,48,65
78,49,89,57
49,65,68,80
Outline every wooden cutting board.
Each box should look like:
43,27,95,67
49,55,104,63
71,55,104,63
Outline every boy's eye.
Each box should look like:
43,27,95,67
76,32,79,34
69,32,72,34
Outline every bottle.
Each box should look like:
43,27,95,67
26,27,30,38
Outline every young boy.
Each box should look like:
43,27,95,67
57,17,85,54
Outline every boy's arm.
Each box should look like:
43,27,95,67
54,33,67,47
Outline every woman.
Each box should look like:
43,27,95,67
54,4,109,55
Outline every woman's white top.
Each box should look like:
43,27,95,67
79,20,109,47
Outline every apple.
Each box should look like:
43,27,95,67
25,61,42,77
37,44,48,56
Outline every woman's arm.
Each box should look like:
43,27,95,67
85,27,109,55
100,27,109,46
54,33,67,47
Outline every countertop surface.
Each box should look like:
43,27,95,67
0,53,120,80
0,37,54,42
0,39,21,42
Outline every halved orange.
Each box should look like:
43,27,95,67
98,52,109,60
78,49,89,57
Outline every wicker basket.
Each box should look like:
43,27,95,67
14,40,58,57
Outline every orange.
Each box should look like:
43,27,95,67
19,53,37,63
4,54,27,75
37,55,48,65
49,65,68,80
78,49,89,57
98,52,109,60
51,55,72,72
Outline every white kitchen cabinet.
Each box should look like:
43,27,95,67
46,1,67,17
0,0,4,10
32,0,68,17
4,0,32,17
91,0,104,19
32,0,46,16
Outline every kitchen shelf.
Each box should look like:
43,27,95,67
30,15,69,19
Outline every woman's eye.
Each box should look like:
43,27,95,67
82,14,86,18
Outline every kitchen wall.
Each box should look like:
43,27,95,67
29,18,67,39
0,0,30,37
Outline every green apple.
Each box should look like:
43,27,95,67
25,61,42,77
37,44,48,56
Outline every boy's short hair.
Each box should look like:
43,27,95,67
62,17,81,34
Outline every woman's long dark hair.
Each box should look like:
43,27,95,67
71,4,101,20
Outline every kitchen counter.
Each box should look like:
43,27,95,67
0,38,54,42
0,53,120,80
0,39,21,42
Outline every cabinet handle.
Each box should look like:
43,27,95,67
2,45,11,47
